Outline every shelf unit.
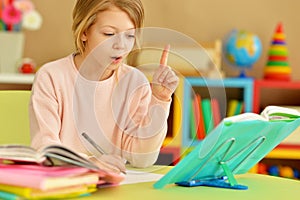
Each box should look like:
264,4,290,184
253,79,300,176
182,77,253,148
158,77,300,176
253,79,300,113
0,73,34,90
253,79,300,152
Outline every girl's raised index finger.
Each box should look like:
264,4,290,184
160,44,170,66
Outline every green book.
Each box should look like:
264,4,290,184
233,101,243,116
202,99,214,135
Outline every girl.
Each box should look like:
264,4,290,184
29,0,178,174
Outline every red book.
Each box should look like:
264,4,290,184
195,94,206,139
211,98,222,126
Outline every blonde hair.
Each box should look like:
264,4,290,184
72,0,144,55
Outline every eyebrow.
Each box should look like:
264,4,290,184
99,25,135,32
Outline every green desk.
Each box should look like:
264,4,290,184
76,166,300,200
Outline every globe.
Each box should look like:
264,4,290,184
223,29,262,77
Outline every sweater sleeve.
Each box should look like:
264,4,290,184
29,68,63,150
120,82,172,168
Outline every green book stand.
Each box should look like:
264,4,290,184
153,118,300,190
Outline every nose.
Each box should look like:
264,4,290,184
112,33,126,50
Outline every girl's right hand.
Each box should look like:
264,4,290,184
152,44,179,101
89,154,126,174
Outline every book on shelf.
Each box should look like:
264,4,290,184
190,94,206,140
227,99,238,117
227,99,244,117
189,98,197,139
192,95,200,139
195,94,206,140
201,98,214,135
190,95,222,140
211,98,221,126
234,101,243,116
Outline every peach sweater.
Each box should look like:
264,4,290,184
29,54,171,168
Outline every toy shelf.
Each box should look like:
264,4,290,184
265,148,300,159
253,79,300,150
158,78,300,168
253,79,300,178
253,79,300,113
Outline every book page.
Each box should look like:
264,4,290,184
0,145,44,163
121,170,164,185
223,106,300,123
224,112,267,123
42,145,99,170
261,106,300,121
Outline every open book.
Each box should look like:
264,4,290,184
0,144,100,171
224,105,300,123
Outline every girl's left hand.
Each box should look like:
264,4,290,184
152,45,179,101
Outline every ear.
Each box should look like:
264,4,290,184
81,30,88,42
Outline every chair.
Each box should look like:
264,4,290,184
0,90,31,145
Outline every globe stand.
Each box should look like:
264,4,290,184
237,67,254,79
223,29,262,79
238,69,247,78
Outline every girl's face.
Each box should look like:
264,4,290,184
80,6,135,77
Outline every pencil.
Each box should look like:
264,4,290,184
81,132,127,174
81,132,106,155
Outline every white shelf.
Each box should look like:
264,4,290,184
0,73,34,84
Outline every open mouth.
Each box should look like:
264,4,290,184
111,56,123,64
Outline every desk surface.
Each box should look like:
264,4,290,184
76,166,300,200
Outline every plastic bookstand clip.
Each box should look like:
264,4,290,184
175,146,251,190
153,118,300,190
176,136,265,190
176,161,248,190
